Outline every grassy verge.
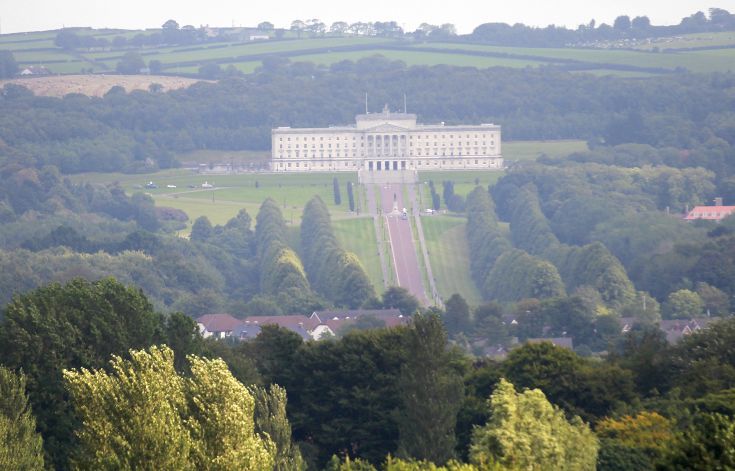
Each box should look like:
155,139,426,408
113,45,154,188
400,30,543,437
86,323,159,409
333,217,385,294
421,215,482,306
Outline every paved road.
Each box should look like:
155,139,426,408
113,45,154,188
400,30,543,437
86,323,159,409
379,183,429,305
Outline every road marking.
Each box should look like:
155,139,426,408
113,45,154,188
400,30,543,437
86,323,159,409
386,215,401,286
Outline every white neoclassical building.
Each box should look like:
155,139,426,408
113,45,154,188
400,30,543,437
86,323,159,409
271,107,502,180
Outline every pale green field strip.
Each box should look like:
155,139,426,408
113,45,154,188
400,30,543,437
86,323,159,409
0,31,58,43
14,50,80,62
73,169,358,224
178,149,270,164
419,42,735,73
421,215,482,306
153,195,260,227
571,69,660,78
332,217,385,293
0,40,56,50
88,37,393,64
293,49,548,68
632,32,735,50
503,139,588,160
42,62,92,74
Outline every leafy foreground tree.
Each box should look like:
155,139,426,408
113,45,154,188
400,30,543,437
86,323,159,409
63,345,274,470
250,384,306,471
325,455,477,470
0,367,44,470
469,378,598,470
397,314,464,464
0,278,199,468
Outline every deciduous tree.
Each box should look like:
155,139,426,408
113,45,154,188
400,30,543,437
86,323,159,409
469,378,598,470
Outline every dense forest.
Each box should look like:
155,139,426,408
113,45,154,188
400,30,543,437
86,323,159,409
2,60,734,177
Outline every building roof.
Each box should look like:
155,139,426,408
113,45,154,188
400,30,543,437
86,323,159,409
685,205,735,220
242,315,316,339
233,324,261,340
196,313,243,333
311,308,403,323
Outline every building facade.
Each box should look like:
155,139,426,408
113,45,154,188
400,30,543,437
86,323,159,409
271,107,502,174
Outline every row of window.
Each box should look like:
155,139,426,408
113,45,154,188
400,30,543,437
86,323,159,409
276,133,498,142
277,148,495,158
279,141,496,150
276,159,501,169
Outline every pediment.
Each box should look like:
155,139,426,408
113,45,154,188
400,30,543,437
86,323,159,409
364,123,411,133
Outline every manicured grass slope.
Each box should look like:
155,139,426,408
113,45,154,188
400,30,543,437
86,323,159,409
333,217,385,293
421,215,482,306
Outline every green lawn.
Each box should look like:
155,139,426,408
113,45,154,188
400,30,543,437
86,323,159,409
421,215,482,306
177,149,270,165
72,169,359,226
503,139,588,161
333,217,385,293
417,171,504,205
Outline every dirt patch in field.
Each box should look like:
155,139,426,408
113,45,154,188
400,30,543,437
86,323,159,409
0,75,210,97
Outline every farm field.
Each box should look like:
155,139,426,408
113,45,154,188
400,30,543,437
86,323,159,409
420,41,735,73
4,27,735,77
0,74,206,97
630,31,735,50
421,215,481,305
333,217,385,293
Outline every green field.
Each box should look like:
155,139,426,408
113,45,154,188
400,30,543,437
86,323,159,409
503,139,588,161
421,215,481,305
333,217,385,293
419,41,735,73
4,27,734,76
631,31,735,50
71,169,359,227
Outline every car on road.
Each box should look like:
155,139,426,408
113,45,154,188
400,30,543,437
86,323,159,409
144,181,158,189
166,184,177,188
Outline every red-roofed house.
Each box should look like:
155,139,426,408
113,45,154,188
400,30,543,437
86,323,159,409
197,313,243,339
242,315,329,340
685,198,735,221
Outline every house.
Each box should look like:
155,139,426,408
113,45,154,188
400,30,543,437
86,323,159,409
249,34,270,41
685,198,735,221
197,309,406,343
233,323,261,341
526,337,574,350
619,317,720,343
242,315,321,340
197,313,243,339
310,308,409,333
20,66,51,76
659,318,718,343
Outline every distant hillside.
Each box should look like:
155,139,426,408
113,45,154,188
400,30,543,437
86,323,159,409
1,21,735,79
